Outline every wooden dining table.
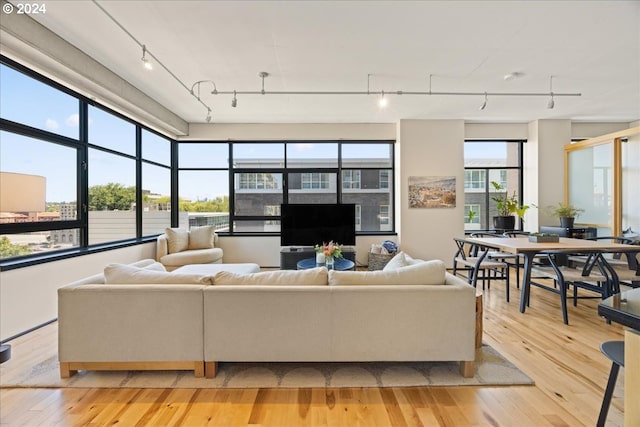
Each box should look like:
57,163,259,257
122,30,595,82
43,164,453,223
461,236,640,314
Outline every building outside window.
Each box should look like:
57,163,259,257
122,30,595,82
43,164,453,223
342,170,361,189
379,170,390,189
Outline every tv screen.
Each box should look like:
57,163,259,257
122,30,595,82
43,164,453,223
280,203,356,246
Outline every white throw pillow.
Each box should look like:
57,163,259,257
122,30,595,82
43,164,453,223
104,263,211,285
145,262,167,272
214,267,328,286
188,225,216,250
382,251,409,271
165,228,189,253
329,259,446,286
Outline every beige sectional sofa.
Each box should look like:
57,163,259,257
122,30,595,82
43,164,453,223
58,258,477,379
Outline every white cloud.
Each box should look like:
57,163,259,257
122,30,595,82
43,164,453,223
65,114,79,127
45,119,59,130
293,143,314,151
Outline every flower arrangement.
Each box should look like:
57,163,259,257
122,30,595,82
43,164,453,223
315,241,344,259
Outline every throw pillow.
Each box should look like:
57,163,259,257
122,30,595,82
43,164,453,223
329,259,446,286
213,267,328,286
188,225,216,250
165,228,189,254
382,251,409,271
145,262,167,272
104,263,211,285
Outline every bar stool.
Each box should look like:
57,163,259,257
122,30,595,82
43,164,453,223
597,340,624,427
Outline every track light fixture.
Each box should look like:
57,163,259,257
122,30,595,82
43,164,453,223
205,107,212,123
231,90,238,108
141,45,152,70
378,90,388,108
547,76,555,109
479,92,488,110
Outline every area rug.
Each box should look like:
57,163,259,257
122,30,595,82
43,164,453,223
0,345,533,389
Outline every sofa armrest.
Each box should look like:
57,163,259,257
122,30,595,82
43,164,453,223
58,284,205,363
157,234,169,260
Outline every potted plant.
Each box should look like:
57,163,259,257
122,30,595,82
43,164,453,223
551,203,584,228
490,181,529,230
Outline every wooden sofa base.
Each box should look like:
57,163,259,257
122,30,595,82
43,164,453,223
205,361,474,379
59,361,205,378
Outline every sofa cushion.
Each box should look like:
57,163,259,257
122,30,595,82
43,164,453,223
329,259,446,286
165,227,189,253
188,225,216,250
383,251,409,270
145,261,167,272
214,267,328,286
104,263,212,285
160,248,224,267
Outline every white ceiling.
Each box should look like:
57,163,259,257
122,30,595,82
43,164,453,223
23,0,640,124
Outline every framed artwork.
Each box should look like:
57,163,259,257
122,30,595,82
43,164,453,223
408,176,456,208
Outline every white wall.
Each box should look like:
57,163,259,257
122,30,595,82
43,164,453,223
397,120,465,264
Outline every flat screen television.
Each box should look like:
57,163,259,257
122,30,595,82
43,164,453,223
280,203,356,246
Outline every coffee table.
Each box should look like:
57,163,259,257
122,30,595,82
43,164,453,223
297,257,355,271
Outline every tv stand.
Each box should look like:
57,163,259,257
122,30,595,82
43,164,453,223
280,246,356,270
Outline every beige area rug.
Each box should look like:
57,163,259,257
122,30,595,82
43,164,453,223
0,345,532,389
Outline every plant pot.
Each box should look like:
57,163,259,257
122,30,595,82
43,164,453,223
493,215,515,231
559,217,575,228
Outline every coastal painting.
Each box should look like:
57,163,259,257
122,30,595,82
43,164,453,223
408,176,456,208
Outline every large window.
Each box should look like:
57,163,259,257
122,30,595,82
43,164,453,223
227,141,394,234
464,140,524,231
0,57,175,265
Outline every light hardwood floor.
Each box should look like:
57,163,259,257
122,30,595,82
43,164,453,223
0,275,627,426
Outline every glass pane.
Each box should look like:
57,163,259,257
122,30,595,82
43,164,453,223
568,143,612,227
286,142,338,167
141,163,171,236
1,131,77,221
233,143,284,168
234,172,283,215
180,143,228,168
288,172,337,204
0,229,80,260
179,171,229,231
233,220,280,233
88,106,135,155
88,148,136,243
342,143,392,168
342,169,392,232
488,170,522,228
0,64,79,139
142,129,170,165
464,141,519,167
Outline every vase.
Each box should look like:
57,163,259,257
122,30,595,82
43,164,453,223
316,252,325,266
325,255,334,270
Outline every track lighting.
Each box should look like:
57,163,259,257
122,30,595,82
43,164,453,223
141,45,152,70
479,92,487,110
205,108,212,123
547,76,555,109
231,91,237,108
378,91,388,108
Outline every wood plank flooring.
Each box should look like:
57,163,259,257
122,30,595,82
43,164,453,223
0,275,627,426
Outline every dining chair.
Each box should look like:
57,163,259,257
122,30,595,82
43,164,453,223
530,250,619,324
597,340,624,427
453,237,511,301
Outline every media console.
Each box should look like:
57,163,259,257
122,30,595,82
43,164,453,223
280,246,356,270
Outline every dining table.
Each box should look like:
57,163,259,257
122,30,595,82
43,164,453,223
460,236,640,314
598,288,640,427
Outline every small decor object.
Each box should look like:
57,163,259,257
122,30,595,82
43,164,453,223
550,203,584,228
528,233,560,243
408,176,456,208
315,241,343,270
